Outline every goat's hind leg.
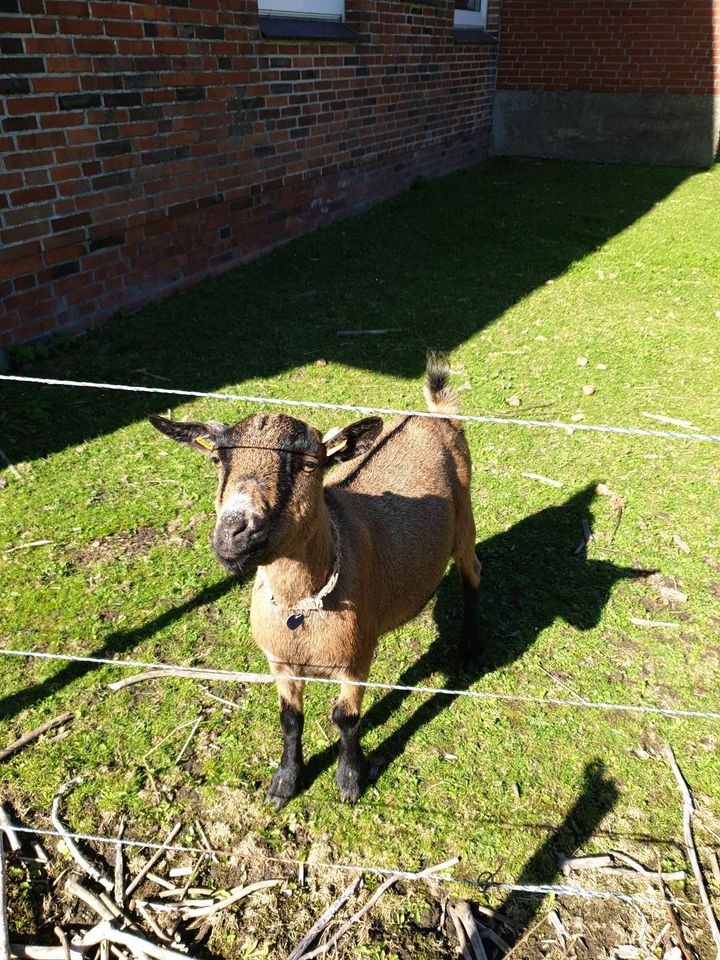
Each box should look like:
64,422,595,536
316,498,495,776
267,677,305,811
452,502,481,652
332,680,367,803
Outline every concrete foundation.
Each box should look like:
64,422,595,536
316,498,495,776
492,90,720,167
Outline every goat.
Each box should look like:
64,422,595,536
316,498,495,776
149,355,481,808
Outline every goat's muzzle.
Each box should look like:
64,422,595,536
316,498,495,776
212,513,269,573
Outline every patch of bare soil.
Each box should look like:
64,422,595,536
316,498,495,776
65,514,210,567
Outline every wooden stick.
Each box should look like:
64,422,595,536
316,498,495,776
1,832,10,960
174,719,200,765
0,714,73,763
656,872,696,960
114,818,126,909
181,879,281,919
287,877,362,960
125,823,182,898
108,669,273,692
9,946,84,960
191,822,217,866
134,903,171,943
500,910,553,960
0,807,21,853
663,744,720,959
447,906,473,960
82,922,190,960
4,541,53,554
609,850,685,882
298,859,457,960
451,902,488,960
51,780,113,892
65,878,118,923
53,928,71,960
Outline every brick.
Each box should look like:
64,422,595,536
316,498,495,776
0,56,45,72
0,76,31,95
58,92,101,110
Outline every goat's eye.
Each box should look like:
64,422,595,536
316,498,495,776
211,456,221,466
302,458,318,474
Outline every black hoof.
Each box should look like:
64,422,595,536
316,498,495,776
266,763,302,811
336,756,366,803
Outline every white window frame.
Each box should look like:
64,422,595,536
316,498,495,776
453,0,488,28
259,0,344,20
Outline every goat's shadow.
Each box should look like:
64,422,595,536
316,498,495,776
0,575,241,723
302,483,644,792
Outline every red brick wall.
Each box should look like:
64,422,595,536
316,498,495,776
0,0,498,347
497,0,718,96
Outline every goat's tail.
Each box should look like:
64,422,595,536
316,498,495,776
423,353,460,417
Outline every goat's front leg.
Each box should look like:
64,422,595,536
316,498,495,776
332,680,367,803
267,678,305,811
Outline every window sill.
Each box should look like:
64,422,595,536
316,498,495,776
258,16,360,40
452,27,498,45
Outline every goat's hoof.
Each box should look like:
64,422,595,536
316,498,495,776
266,765,301,811
336,761,364,803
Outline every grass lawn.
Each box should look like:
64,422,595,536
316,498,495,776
1,157,719,958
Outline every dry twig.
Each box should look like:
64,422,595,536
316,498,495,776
181,879,281,919
287,878,362,960
82,922,190,960
450,902,488,960
126,823,182,898
1,833,10,960
0,714,73,763
0,808,20,853
447,906,473,960
663,744,720,959
52,780,113,892
114,819,125,909
298,858,458,960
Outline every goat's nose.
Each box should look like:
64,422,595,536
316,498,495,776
228,516,248,538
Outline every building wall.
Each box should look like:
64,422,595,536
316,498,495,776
0,0,498,347
493,0,720,167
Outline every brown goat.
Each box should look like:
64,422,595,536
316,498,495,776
149,356,480,807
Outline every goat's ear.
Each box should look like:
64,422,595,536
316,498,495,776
148,415,224,455
322,417,383,466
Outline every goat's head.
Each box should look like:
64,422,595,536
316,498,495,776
149,412,383,573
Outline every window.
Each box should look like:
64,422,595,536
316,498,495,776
259,0,344,20
453,0,488,29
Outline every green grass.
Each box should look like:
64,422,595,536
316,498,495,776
1,158,719,957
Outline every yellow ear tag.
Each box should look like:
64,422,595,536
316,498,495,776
322,427,347,458
195,436,215,451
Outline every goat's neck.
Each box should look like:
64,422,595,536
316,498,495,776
260,502,335,607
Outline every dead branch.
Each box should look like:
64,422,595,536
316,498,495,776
174,720,200,765
0,807,21,853
450,902,488,960
108,669,273,692
447,905,473,960
191,822,217,866
53,928,71,960
663,744,720,959
114,819,125,909
609,850,685,882
656,871,697,960
82,922,190,960
9,946,85,960
499,909,553,960
133,903,171,943
65,878,119,923
298,859,457,960
4,541,53,554
52,780,113,892
286,877,362,960
125,823,182,898
181,879,281,919
1,832,10,960
0,714,73,763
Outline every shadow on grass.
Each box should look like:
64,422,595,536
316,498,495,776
494,759,619,946
1,160,693,463
0,575,240,723
303,483,644,795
